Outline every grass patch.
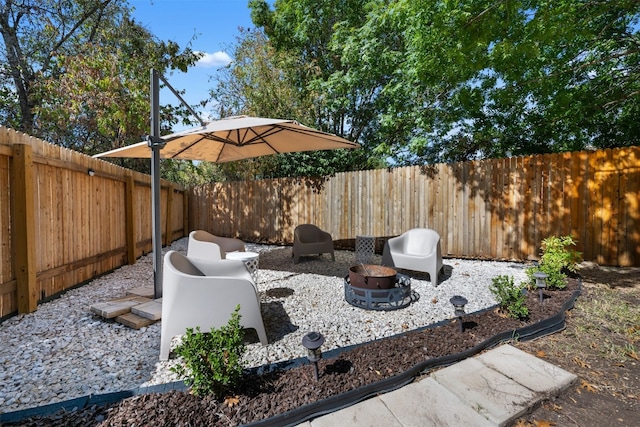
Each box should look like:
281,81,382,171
566,283,640,361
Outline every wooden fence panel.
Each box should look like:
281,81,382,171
0,126,186,319
189,147,640,267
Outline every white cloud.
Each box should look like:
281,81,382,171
195,51,232,68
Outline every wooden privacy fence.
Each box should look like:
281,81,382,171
190,146,640,267
0,127,187,318
1,125,637,320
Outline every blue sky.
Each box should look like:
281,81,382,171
130,0,258,123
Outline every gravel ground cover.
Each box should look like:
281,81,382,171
0,237,529,415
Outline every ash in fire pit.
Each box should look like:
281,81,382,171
344,266,418,311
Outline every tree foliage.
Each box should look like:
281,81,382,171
249,0,640,166
210,26,378,181
0,0,203,179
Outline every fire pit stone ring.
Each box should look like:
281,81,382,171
344,272,415,311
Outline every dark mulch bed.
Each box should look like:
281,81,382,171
6,280,579,427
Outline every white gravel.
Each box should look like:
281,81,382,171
0,238,528,413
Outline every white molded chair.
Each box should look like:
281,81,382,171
187,230,245,261
292,224,335,264
382,228,444,286
159,251,268,361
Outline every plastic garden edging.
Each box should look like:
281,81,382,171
0,283,581,426
245,282,582,427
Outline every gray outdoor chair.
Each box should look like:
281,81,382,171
292,224,335,264
382,228,444,286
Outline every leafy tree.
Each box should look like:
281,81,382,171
1,0,124,134
249,0,382,144
33,17,200,152
0,0,206,180
0,2,251,187
210,26,378,181
249,0,640,166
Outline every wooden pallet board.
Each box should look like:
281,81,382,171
126,286,154,298
131,298,162,321
115,312,155,329
90,296,151,319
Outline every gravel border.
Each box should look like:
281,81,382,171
0,238,529,414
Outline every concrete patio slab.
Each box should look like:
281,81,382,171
309,396,403,427
477,344,578,395
431,357,536,426
379,377,494,426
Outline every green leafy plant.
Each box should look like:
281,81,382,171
490,275,529,320
526,235,582,290
170,305,246,397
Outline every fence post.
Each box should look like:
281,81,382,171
125,173,136,265
183,189,189,238
12,142,38,313
164,183,174,246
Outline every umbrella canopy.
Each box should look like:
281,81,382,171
94,114,358,299
94,115,359,162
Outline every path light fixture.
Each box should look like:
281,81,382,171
534,271,548,303
302,331,325,381
450,295,468,333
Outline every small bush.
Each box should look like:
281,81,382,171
170,305,246,397
490,275,529,320
526,235,582,290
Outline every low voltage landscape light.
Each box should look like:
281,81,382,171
302,331,325,381
450,295,468,333
534,271,548,303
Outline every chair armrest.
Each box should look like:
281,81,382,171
188,258,254,283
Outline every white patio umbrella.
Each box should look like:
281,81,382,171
96,115,359,163
94,73,359,299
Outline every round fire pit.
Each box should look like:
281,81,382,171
349,264,397,289
344,273,415,311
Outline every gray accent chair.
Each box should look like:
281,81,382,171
382,228,444,286
292,224,335,264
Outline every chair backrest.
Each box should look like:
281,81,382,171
188,230,224,261
166,251,205,276
191,229,215,244
295,224,323,242
405,228,440,255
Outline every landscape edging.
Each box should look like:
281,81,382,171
245,283,582,427
0,283,581,425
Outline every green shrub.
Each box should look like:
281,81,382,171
170,305,246,397
526,235,582,290
490,275,529,320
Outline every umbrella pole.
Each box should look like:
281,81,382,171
150,69,163,299
148,69,203,299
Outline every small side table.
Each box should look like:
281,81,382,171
355,235,376,265
226,251,260,282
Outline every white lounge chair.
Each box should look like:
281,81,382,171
187,230,245,261
292,224,335,264
382,228,444,286
159,251,268,361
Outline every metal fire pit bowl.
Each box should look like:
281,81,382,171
344,274,415,311
348,264,397,289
